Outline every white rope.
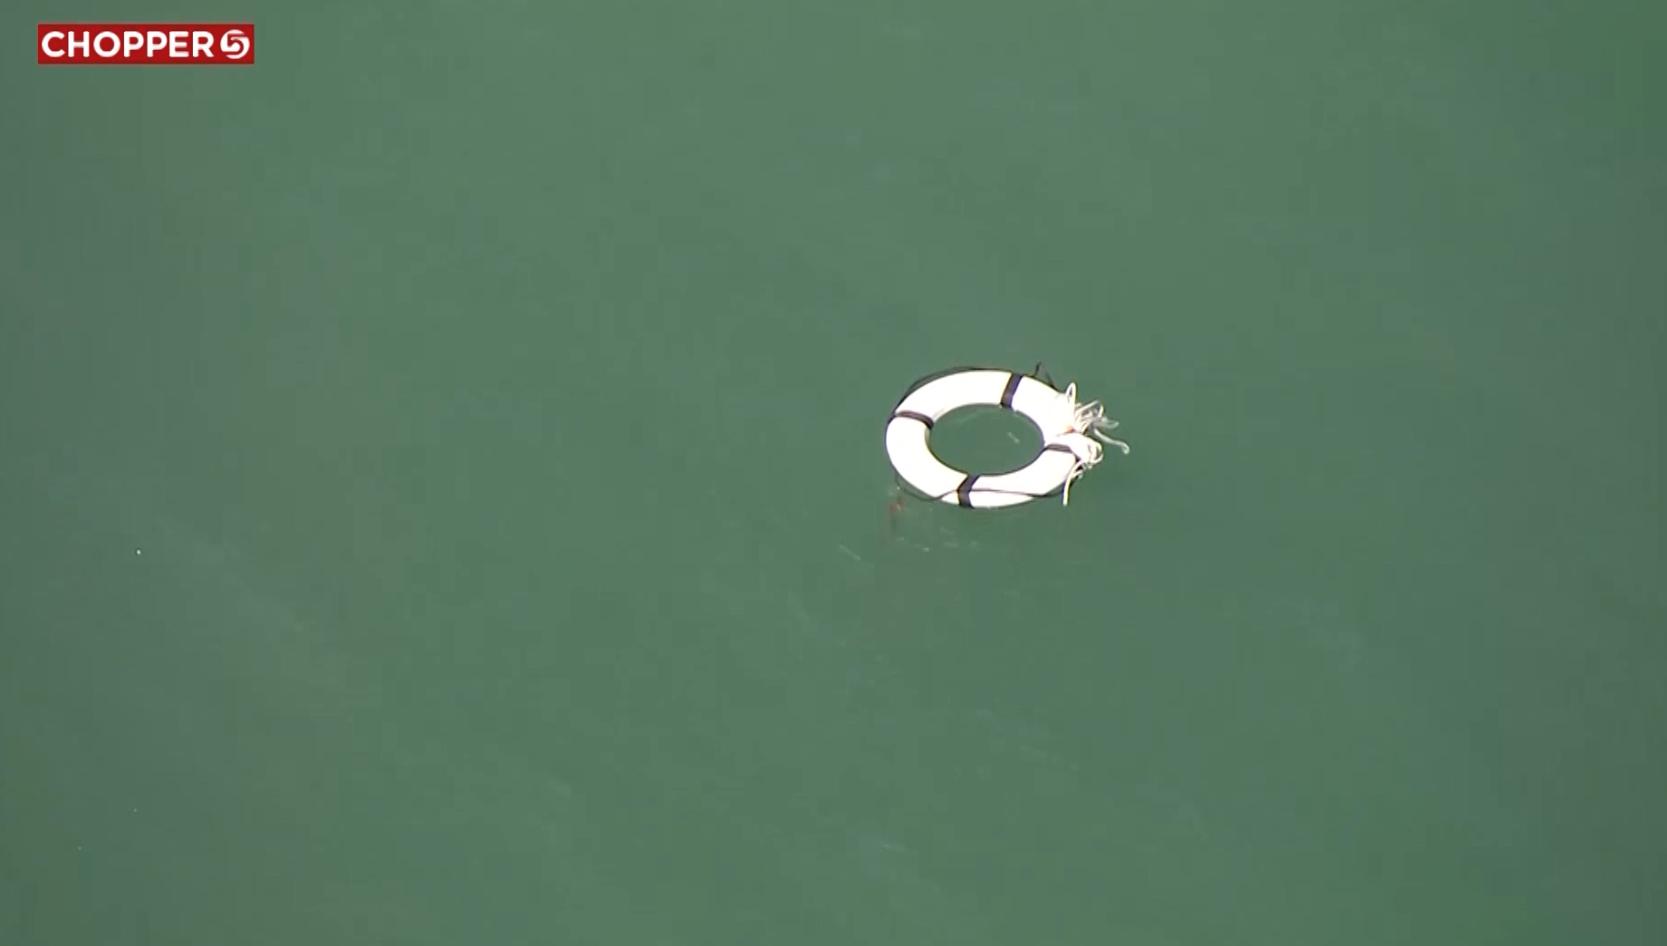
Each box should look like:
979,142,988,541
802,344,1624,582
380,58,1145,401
1057,383,1130,507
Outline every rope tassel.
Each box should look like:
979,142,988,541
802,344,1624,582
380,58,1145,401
1057,383,1131,507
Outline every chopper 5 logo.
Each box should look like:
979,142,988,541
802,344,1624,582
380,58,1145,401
38,23,254,64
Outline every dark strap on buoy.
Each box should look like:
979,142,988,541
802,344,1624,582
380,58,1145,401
892,410,934,429
999,373,1023,410
956,475,978,507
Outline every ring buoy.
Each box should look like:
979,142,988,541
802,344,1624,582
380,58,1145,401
885,367,1129,508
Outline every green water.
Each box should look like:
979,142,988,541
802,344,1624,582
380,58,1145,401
3,1,1663,943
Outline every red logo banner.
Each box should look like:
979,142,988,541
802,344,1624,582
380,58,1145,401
38,23,254,65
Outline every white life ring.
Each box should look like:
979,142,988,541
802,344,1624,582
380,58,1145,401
885,367,1129,509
